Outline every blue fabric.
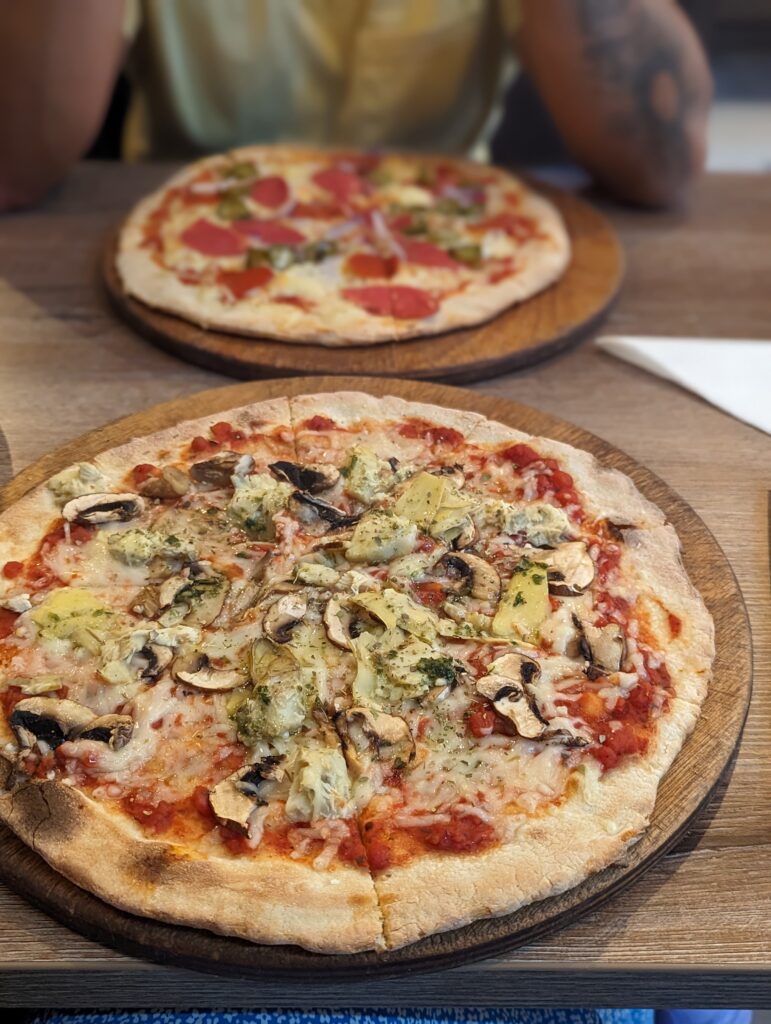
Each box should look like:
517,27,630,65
34,1011,753,1024
34,1010,653,1024
657,1014,752,1024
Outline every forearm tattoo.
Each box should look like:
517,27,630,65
575,0,700,186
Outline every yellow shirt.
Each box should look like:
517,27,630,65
124,0,521,160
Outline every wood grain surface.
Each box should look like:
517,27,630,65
0,164,768,1007
0,376,751,981
102,185,624,383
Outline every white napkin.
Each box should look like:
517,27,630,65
595,335,771,435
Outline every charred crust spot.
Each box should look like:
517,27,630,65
129,844,179,885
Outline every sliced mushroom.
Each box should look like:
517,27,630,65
431,463,465,488
269,461,339,493
310,529,355,552
347,707,413,748
547,541,595,597
158,572,190,609
76,714,134,749
10,696,96,749
601,519,635,542
140,466,190,499
453,517,477,550
213,577,263,628
172,651,246,691
545,723,591,748
157,565,229,626
263,592,307,643
134,643,174,683
580,622,626,676
440,552,501,602
476,671,547,740
62,493,144,525
489,652,542,689
189,451,253,489
336,706,414,775
290,491,361,528
208,756,285,834
323,596,355,650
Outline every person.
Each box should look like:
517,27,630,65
0,0,712,213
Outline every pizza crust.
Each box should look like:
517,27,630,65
374,696,695,948
0,760,382,953
116,146,571,346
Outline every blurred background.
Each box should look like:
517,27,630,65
86,0,771,176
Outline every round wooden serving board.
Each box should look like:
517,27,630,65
103,185,624,383
0,377,751,980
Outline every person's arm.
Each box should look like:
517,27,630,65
516,0,712,207
0,0,126,211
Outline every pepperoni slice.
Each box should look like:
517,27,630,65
273,295,314,312
312,166,365,203
217,265,274,300
250,176,289,209
342,285,438,320
473,212,537,241
398,237,459,269
346,253,398,279
180,218,246,256
233,219,306,245
290,200,344,219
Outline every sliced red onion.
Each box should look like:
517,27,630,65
323,217,362,240
370,209,406,259
441,184,484,206
188,177,244,195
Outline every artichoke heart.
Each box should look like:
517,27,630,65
485,500,569,548
30,588,115,654
373,629,438,700
492,558,550,641
231,639,315,742
285,745,352,822
108,528,196,567
351,587,438,642
228,473,293,538
341,445,396,503
394,472,476,544
47,463,106,505
344,510,417,563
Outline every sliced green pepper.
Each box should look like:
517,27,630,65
217,192,250,220
227,161,258,181
449,243,482,267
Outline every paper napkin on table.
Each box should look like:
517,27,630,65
596,335,771,435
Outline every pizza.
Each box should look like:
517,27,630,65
0,392,713,953
116,146,570,345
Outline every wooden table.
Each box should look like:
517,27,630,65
0,165,769,1008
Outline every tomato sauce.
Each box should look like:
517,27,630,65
398,418,464,447
0,608,19,640
188,420,248,456
21,521,94,591
362,808,497,872
412,580,446,608
668,612,682,638
0,684,26,715
301,415,337,431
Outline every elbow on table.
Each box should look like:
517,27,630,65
0,158,74,212
597,119,709,209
